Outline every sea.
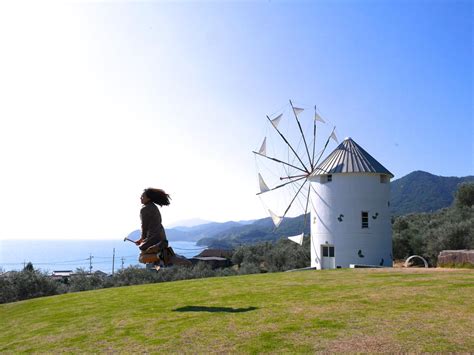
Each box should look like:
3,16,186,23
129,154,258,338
0,239,206,274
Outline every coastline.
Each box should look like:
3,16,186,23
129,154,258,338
0,239,205,273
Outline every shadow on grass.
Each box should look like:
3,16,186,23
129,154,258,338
173,306,258,313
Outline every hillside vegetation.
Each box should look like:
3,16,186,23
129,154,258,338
390,171,474,215
392,182,474,264
1,268,473,352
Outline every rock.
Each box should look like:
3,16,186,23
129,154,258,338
437,250,474,267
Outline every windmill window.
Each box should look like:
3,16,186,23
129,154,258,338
361,212,369,228
322,245,335,257
321,174,332,183
380,175,389,184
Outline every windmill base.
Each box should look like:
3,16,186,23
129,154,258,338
349,264,385,268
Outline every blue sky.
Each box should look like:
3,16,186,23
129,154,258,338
0,0,471,239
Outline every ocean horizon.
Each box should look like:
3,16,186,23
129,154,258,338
0,239,206,274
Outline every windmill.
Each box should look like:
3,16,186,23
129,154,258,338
254,100,394,269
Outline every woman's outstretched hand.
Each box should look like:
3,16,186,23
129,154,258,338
135,238,143,246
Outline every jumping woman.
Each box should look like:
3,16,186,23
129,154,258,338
136,188,171,255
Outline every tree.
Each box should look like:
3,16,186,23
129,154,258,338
455,182,474,208
231,247,245,268
23,262,34,272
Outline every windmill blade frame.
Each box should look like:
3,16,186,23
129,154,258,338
254,100,337,237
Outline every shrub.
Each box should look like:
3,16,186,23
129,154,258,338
237,263,261,275
110,266,162,287
0,276,16,304
455,182,474,208
68,269,108,292
392,184,474,265
232,237,310,273
0,269,62,304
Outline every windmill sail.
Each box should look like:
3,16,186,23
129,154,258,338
315,112,325,123
258,137,267,155
271,114,283,128
288,233,304,245
293,107,304,117
269,209,282,228
258,173,270,193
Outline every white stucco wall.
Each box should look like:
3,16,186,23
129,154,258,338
309,173,392,269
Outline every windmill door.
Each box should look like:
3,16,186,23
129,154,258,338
321,245,335,269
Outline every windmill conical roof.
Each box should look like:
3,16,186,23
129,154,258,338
311,138,393,177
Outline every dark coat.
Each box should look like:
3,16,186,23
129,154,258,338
139,202,167,251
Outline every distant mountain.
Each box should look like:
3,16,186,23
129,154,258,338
235,219,256,225
166,218,212,228
127,228,192,242
162,221,249,242
196,215,310,249
127,220,254,244
390,171,474,215
152,216,309,247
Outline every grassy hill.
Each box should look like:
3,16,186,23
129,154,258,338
1,268,473,352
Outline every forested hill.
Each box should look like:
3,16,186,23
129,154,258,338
390,171,474,215
195,215,310,249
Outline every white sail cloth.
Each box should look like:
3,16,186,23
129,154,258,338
288,233,304,245
271,114,283,128
269,209,282,228
293,107,304,117
315,112,325,123
258,173,270,193
258,137,266,155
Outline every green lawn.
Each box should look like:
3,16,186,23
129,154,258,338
1,268,473,352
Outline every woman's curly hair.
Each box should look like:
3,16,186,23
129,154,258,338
143,188,171,206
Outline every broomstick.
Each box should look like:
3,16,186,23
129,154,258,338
123,237,138,244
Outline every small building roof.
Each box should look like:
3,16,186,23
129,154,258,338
196,249,233,258
52,270,74,276
191,257,228,261
311,137,393,177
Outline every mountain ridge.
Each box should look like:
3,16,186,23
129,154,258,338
390,170,474,215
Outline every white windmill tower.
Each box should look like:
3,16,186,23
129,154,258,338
308,138,394,269
254,101,393,269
